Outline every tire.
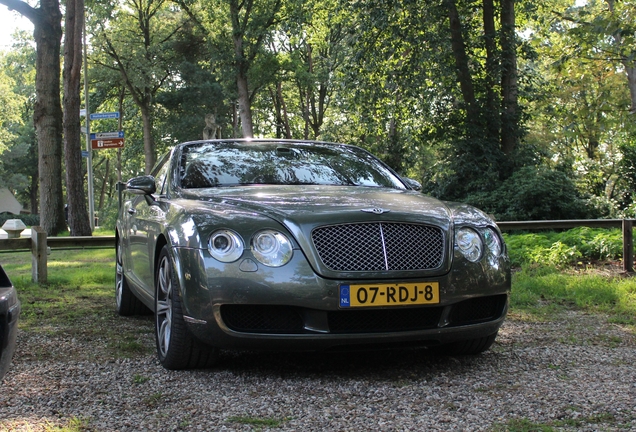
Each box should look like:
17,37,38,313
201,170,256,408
154,245,218,370
439,332,498,356
116,239,147,316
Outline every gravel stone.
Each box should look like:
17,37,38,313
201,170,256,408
1,311,635,431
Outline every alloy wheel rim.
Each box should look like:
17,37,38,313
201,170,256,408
156,255,173,358
115,242,123,309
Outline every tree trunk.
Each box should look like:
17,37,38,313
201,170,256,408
446,0,477,118
63,0,91,236
0,0,66,235
140,103,156,173
482,0,500,142
230,0,254,138
35,2,65,235
500,0,519,157
98,157,110,210
30,172,38,215
235,67,254,137
626,65,636,114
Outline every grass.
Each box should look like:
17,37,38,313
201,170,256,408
0,248,154,361
226,416,288,428
511,265,636,326
490,412,624,432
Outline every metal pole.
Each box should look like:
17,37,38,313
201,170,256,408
83,16,95,231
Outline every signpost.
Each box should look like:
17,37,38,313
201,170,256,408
83,109,124,231
90,131,125,150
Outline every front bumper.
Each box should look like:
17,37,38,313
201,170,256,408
0,265,20,380
174,247,510,351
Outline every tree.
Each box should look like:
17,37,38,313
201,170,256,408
0,0,66,235
63,0,91,235
91,0,187,173
0,33,38,213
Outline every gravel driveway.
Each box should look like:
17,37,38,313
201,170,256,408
1,311,635,431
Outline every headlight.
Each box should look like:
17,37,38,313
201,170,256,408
208,229,244,262
251,230,293,267
456,227,483,262
483,227,502,257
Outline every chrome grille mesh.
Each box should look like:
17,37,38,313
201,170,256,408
311,222,444,271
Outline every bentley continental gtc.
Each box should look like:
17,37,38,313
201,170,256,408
116,139,510,370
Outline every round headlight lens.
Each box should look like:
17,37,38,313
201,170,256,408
483,227,502,257
456,227,483,262
251,230,293,267
208,229,244,263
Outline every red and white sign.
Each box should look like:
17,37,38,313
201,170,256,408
91,137,124,150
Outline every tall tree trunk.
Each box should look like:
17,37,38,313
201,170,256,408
500,0,519,156
446,0,477,118
34,2,65,235
98,157,110,210
63,0,91,235
606,0,636,114
482,0,500,142
140,102,156,173
30,173,38,215
230,0,254,138
235,68,254,137
0,0,66,235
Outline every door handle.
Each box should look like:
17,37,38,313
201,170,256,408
128,208,137,215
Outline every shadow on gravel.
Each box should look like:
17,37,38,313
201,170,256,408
198,346,493,382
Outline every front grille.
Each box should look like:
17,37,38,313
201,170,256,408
311,222,444,272
221,305,304,334
328,307,443,334
219,296,506,335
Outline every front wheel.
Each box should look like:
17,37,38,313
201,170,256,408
155,245,218,370
116,239,147,316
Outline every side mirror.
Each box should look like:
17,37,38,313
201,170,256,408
126,175,156,196
402,177,422,191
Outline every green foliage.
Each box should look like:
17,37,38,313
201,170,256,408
511,266,636,325
465,166,590,221
1,249,154,360
504,227,624,268
0,212,40,227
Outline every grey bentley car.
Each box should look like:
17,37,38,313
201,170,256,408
116,139,510,370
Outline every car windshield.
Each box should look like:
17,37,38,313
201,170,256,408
178,141,406,189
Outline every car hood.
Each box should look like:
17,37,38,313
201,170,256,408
179,185,453,229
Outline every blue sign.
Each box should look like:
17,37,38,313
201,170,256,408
81,150,89,158
90,131,125,139
90,112,120,120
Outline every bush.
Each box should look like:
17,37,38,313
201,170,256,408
503,227,625,268
466,165,591,221
0,212,40,227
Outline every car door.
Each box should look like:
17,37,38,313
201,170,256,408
127,157,171,295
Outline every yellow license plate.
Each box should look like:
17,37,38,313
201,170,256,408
339,282,440,308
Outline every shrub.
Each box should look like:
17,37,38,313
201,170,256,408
0,212,40,227
466,165,591,221
503,227,625,267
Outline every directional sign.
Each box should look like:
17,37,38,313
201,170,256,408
90,112,120,120
91,138,124,150
90,131,125,150
90,131,124,139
